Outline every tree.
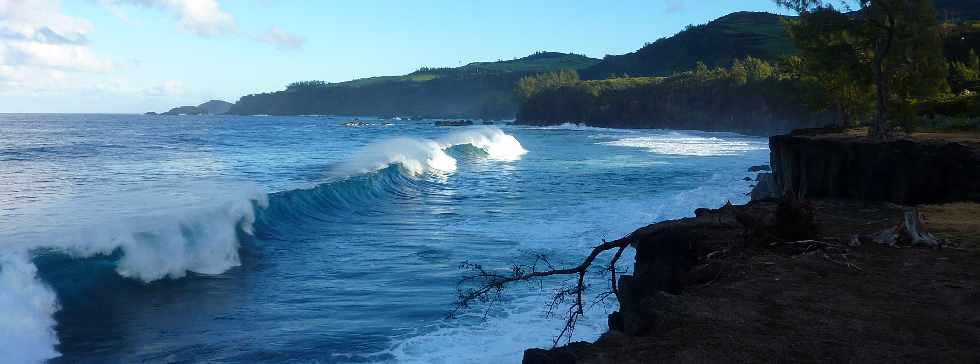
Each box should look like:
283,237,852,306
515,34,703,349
775,0,950,136
949,50,980,91
882,0,949,132
514,70,581,103
783,6,874,127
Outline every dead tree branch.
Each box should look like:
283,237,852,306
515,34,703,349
452,238,632,346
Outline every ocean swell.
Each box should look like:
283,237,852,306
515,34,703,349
0,126,528,363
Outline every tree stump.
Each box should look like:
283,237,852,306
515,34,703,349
873,208,943,248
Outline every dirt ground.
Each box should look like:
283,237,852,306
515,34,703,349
539,200,980,364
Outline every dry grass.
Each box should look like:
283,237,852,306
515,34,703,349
920,203,980,249
803,127,980,145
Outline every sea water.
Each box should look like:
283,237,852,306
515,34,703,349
0,114,768,363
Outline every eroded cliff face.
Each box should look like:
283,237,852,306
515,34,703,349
522,198,980,364
760,132,980,204
523,133,980,363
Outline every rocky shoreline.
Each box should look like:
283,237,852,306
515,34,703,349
522,130,980,363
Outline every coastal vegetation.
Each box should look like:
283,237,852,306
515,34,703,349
514,57,829,135
579,12,798,79
776,0,951,137
226,52,599,118
516,0,980,136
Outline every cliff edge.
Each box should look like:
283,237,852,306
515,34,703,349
759,129,980,204
523,131,980,363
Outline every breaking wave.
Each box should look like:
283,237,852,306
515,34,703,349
601,131,767,156
0,126,527,363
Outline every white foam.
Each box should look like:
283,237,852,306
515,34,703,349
382,170,756,364
0,181,268,361
524,123,637,133
385,293,611,364
0,251,60,364
329,127,527,179
330,137,459,178
2,182,268,281
602,132,767,156
439,127,528,161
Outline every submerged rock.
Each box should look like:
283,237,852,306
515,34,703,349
435,120,475,127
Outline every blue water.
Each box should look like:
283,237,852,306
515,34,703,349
0,114,768,363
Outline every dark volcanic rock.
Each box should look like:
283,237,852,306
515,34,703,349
522,342,593,364
747,164,771,172
435,119,474,126
750,172,779,201
768,133,980,204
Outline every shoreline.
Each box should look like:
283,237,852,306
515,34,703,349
522,130,980,363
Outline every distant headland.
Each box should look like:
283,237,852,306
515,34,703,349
146,100,233,116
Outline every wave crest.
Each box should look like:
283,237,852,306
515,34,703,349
327,126,527,179
0,126,528,362
0,251,61,364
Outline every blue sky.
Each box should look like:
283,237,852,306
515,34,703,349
0,0,788,113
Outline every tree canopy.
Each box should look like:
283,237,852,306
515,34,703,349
775,0,950,136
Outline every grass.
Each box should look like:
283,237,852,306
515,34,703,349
334,53,598,88
457,52,599,73
920,203,980,248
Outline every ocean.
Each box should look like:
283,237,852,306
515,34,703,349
0,114,768,363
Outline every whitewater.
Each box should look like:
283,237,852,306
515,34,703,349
0,115,768,363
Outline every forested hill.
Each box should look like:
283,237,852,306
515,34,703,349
579,2,979,80
227,52,598,118
580,12,796,80
228,2,977,119
935,0,980,21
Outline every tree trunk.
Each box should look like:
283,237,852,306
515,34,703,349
869,5,896,139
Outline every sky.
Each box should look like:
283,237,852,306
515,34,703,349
0,0,789,113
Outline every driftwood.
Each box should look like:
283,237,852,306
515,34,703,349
770,238,863,271
872,208,943,248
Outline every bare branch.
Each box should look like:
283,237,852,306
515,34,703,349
451,238,632,346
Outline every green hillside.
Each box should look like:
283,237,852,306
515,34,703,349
229,1,978,119
228,52,598,117
581,12,797,79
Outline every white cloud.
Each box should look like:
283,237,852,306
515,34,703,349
2,41,113,72
100,0,304,50
103,0,237,37
143,79,184,97
253,26,304,50
0,0,93,43
0,0,115,95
